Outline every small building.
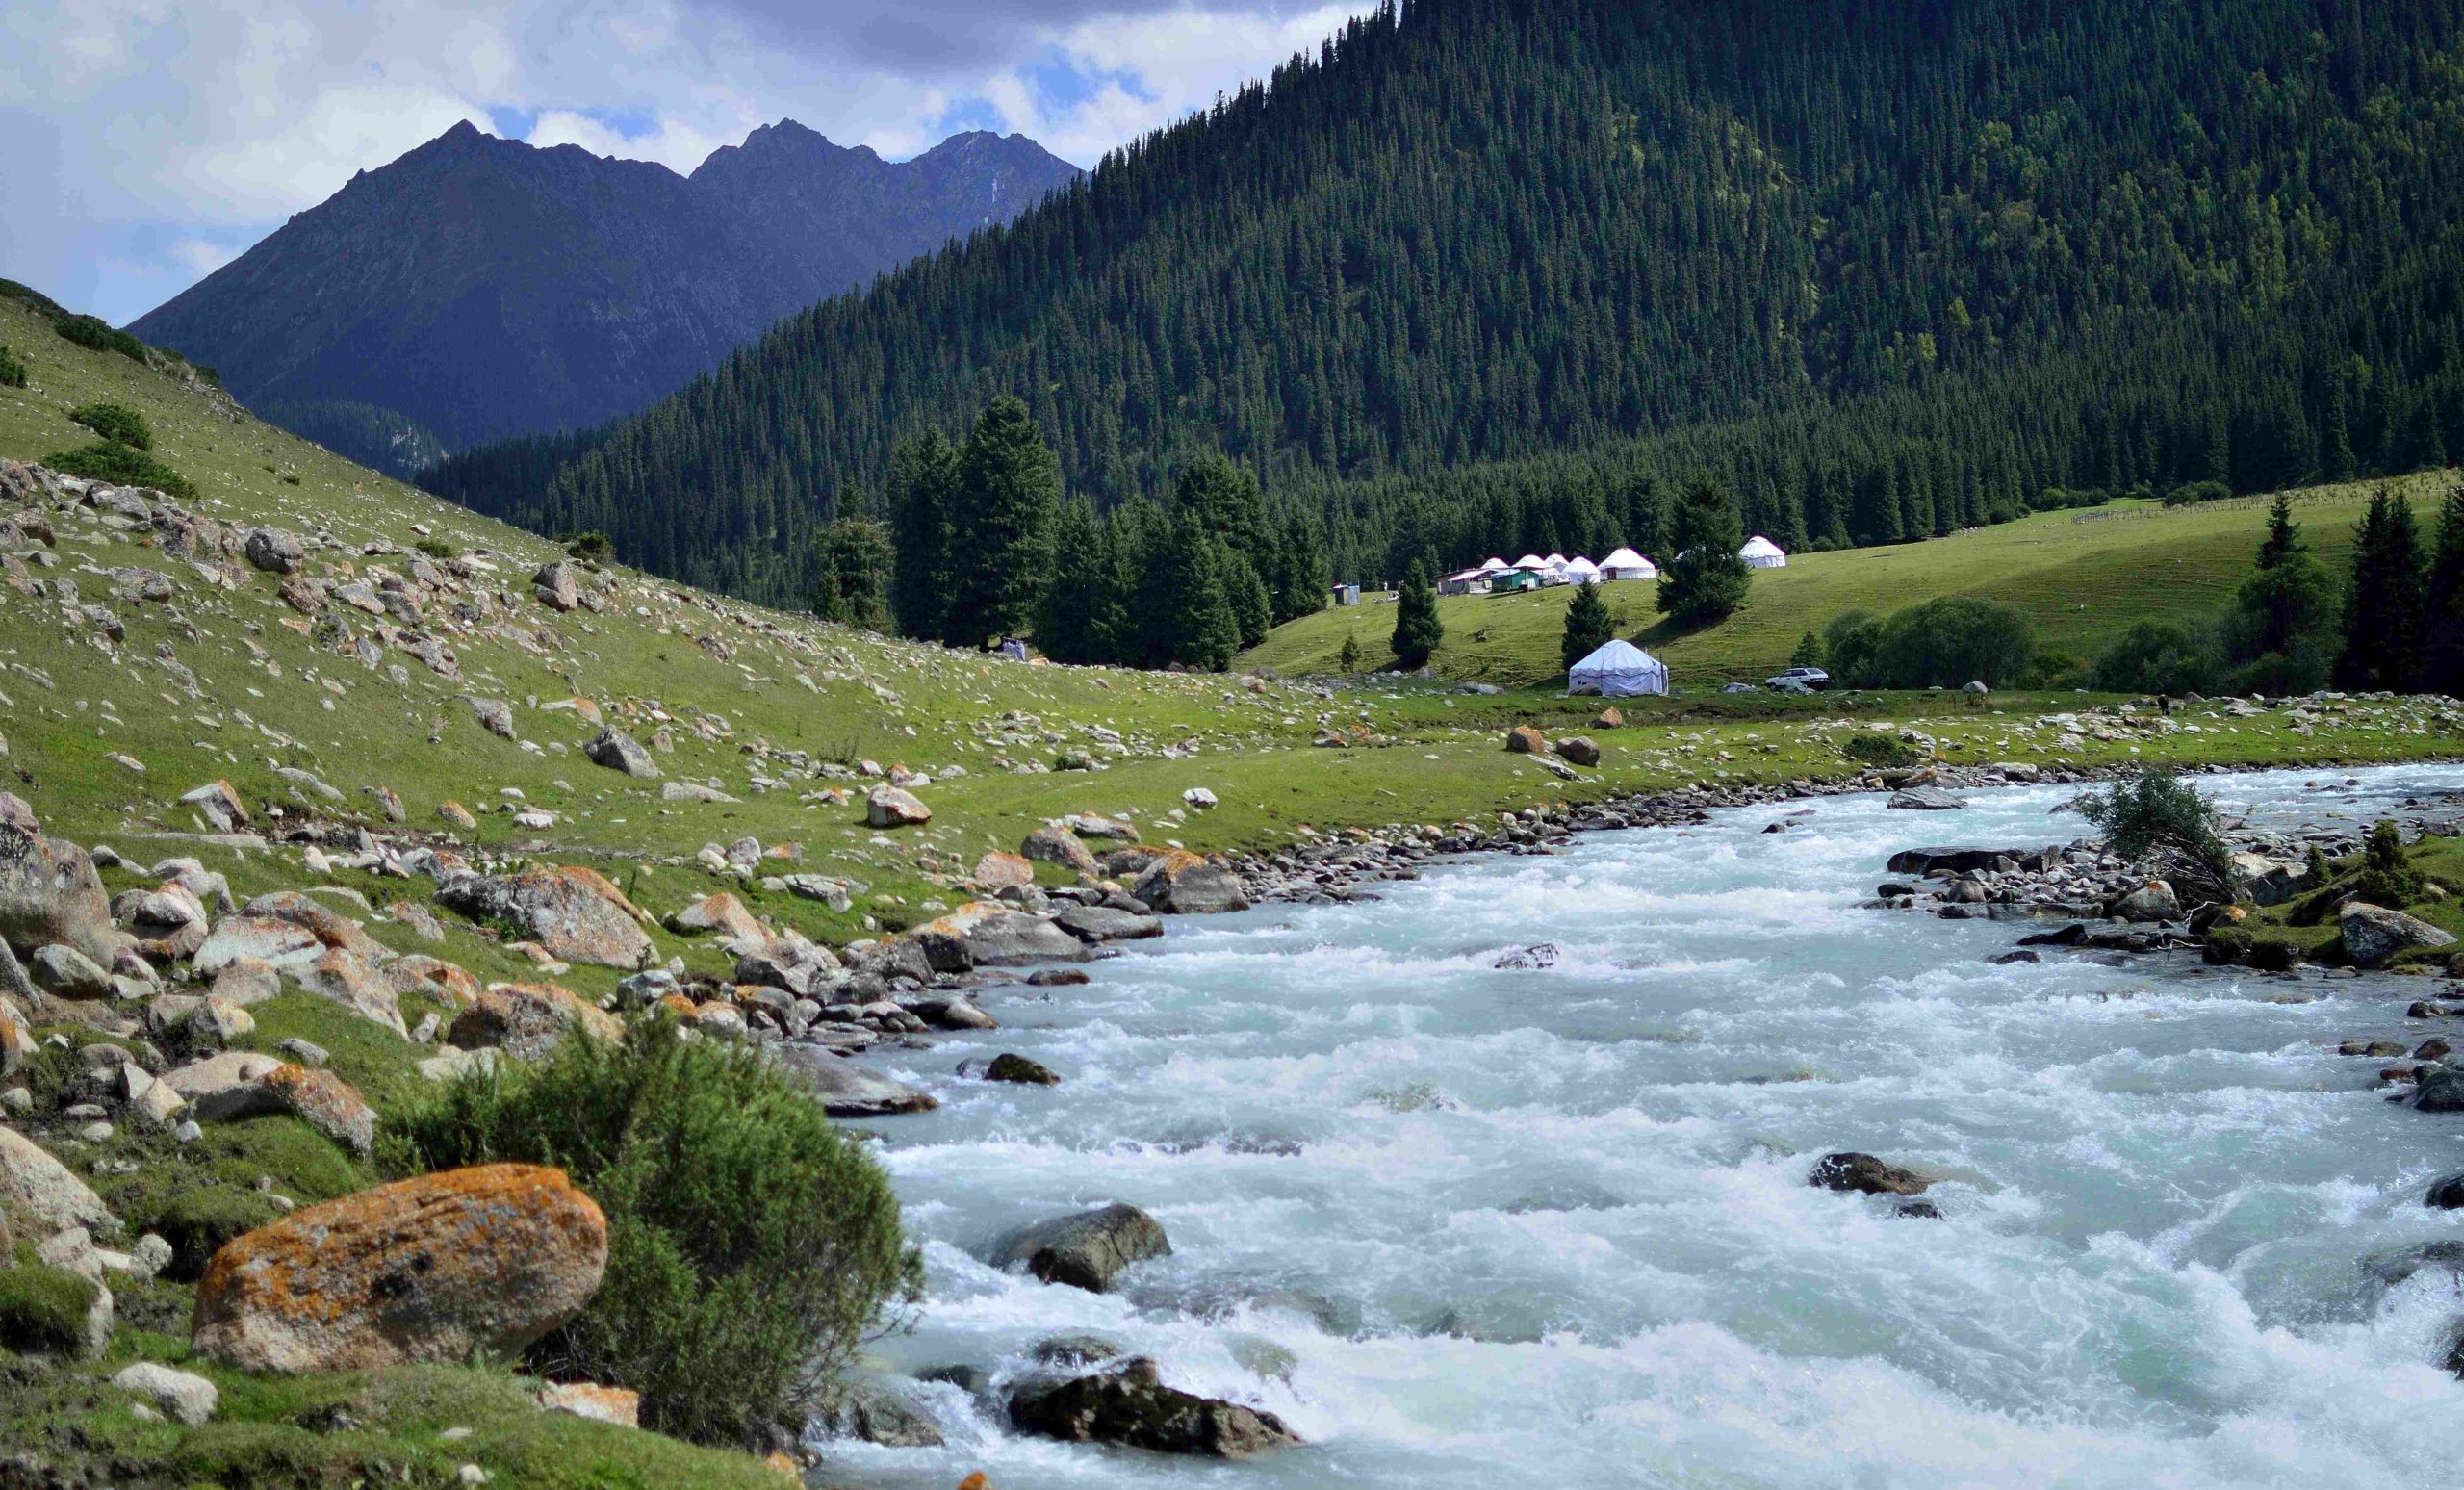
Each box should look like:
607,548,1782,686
1739,535,1788,569
1493,568,1543,594
1439,568,1492,597
1600,547,1656,581
1568,639,1668,698
1332,583,1361,606
1478,556,1511,576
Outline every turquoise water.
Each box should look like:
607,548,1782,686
830,765,2464,1488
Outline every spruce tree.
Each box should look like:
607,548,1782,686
1790,630,1825,668
952,397,1061,647
1657,477,1751,626
1392,558,1443,668
1225,552,1273,650
807,517,894,632
2419,483,2464,696
2233,491,2333,665
1036,499,1112,663
1562,579,1615,674
886,429,959,642
2334,488,2426,690
1338,634,1363,674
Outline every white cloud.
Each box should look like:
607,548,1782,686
526,110,742,174
167,238,239,275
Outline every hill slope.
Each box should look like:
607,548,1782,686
126,120,1079,469
434,0,2464,606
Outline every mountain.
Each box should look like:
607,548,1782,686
126,119,1079,471
424,0,2464,610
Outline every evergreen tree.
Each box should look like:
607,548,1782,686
951,397,1061,647
1225,552,1273,650
2419,484,2464,696
1274,510,1332,623
1790,630,1825,668
2334,488,2426,690
1391,558,1443,668
2321,387,2358,484
1338,634,1363,675
1657,477,1750,627
807,517,894,632
887,428,959,641
1036,499,1113,663
1144,516,1240,671
1561,579,1614,674
2231,492,2335,668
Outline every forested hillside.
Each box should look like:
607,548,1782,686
428,0,2464,605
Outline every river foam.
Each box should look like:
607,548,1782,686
833,764,2464,1488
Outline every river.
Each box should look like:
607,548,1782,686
829,764,2464,1489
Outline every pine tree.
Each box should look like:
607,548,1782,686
807,517,894,632
1790,630,1825,668
1561,579,1614,674
951,397,1061,647
2233,492,2333,662
1657,477,1750,626
2334,488,2426,689
1338,634,1363,674
2419,483,2464,696
1225,552,1273,650
1036,499,1113,663
1391,558,1443,668
887,428,959,642
2321,387,2358,483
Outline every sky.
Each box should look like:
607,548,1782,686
0,0,1373,327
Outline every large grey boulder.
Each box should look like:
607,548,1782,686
1020,826,1101,876
0,1126,116,1238
1055,906,1164,943
911,903,1090,971
1008,1357,1297,1457
865,785,931,828
113,1363,218,1426
1886,788,1966,811
1131,852,1249,914
767,1044,937,1117
532,561,580,612
243,527,305,574
2227,852,2306,908
2414,1066,2464,1114
0,824,118,968
2340,902,2457,969
436,867,654,968
2108,881,2181,923
583,728,659,780
988,1202,1170,1293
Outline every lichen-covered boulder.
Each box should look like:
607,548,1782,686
382,954,481,1009
1503,725,1547,755
446,983,622,1062
1131,851,1248,915
2340,901,2459,969
194,891,389,976
865,785,931,828
0,1126,116,1239
911,902,1089,972
183,1061,377,1156
0,824,117,968
974,852,1036,889
437,867,655,968
191,1165,607,1374
243,527,305,574
1020,826,1101,876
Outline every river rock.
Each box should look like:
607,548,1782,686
840,1378,943,1448
912,902,1090,971
1808,1152,1931,1196
192,1164,607,1374
2109,881,2180,923
985,1053,1062,1086
2340,902,2458,969
1887,788,1966,811
0,824,118,968
2426,1172,2464,1210
1021,825,1102,876
538,1381,639,1428
865,785,931,828
112,1363,218,1426
767,1043,937,1116
2415,1066,2464,1114
974,852,1036,889
583,727,659,780
1054,905,1163,943
437,867,655,968
2227,852,2305,907
0,1126,116,1238
1132,851,1248,914
1007,1356,1297,1457
446,984,622,1061
988,1202,1170,1293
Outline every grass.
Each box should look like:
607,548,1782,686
1239,477,2453,687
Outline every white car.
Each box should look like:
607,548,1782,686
1765,666,1830,691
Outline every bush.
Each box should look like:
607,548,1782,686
1840,730,1925,767
566,530,612,560
385,1019,921,1448
2092,620,2220,695
0,343,25,388
2351,818,2426,907
2164,479,2232,506
2060,766,2228,880
52,313,148,365
1877,596,2035,688
0,1254,98,1355
414,538,457,560
68,401,151,450
1823,609,1885,686
41,441,196,500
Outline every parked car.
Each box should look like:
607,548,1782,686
1765,666,1830,691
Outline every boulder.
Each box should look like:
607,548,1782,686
192,1164,607,1374
1886,788,1966,811
446,984,622,1062
195,891,389,976
2415,1066,2464,1114
766,1044,937,1117
1065,813,1139,841
1592,707,1624,729
0,1126,116,1238
208,957,281,1006
974,852,1036,889
532,562,580,612
538,1382,638,1428
30,943,111,999
1808,1152,1930,1197
865,785,932,828
1054,906,1163,943
988,1202,1170,1293
583,727,660,780
2340,902,2458,970
985,1053,1062,1086
464,696,517,739
912,902,1090,971
2427,1172,2464,1210
0,824,117,967
294,948,408,1037
383,954,481,1008
2109,882,2181,924
1553,736,1601,768
112,1363,218,1426
2227,852,2305,908
437,867,655,968
839,1378,943,1448
242,527,305,574
666,893,763,941
1131,851,1248,915
184,1061,377,1156
1007,1357,1297,1457
1020,826,1101,876
179,781,251,834
733,938,843,999
1503,726,1547,755
1886,847,2047,877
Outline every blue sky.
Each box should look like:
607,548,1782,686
0,0,1372,326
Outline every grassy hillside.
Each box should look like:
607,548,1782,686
1239,477,2453,688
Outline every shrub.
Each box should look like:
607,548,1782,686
1823,609,1886,686
0,343,25,388
1874,596,2036,688
68,401,151,450
2060,766,2228,880
566,530,613,560
1840,730,1924,767
52,313,148,365
1337,634,1362,674
0,1254,99,1355
41,441,196,500
2351,818,2426,907
385,1019,921,1448
2092,620,2221,695
413,538,457,560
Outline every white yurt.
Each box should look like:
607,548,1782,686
1512,553,1549,570
1568,639,1669,698
1478,556,1510,574
1564,555,1602,583
1600,547,1656,580
1738,535,1788,569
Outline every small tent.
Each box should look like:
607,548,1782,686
1568,639,1668,698
1478,556,1510,574
1600,547,1656,580
1512,554,1549,572
1739,535,1788,569
1563,556,1602,583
